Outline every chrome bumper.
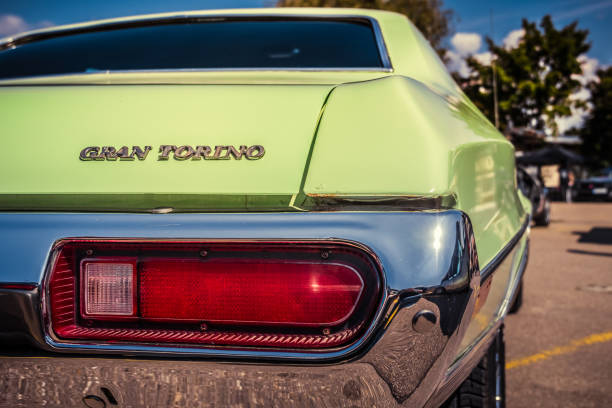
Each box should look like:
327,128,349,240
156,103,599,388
0,210,528,406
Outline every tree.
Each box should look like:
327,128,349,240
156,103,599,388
276,0,454,56
457,16,590,135
580,67,612,169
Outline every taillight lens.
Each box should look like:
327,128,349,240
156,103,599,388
139,259,363,326
47,240,381,350
81,259,137,317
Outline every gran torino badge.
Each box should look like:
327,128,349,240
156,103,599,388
79,145,265,161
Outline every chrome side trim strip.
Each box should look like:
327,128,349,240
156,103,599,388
480,215,530,282
499,235,529,317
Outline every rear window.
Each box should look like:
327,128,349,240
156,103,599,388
0,18,387,79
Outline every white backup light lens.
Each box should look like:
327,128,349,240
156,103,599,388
84,263,134,315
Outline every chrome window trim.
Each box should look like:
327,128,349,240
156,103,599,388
0,68,392,86
0,14,394,80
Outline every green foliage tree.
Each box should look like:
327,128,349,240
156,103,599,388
276,0,454,55
580,67,612,169
457,16,590,134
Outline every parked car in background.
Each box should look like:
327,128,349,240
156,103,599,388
0,8,530,407
517,166,551,226
575,168,612,201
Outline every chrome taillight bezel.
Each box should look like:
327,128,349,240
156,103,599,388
42,238,386,358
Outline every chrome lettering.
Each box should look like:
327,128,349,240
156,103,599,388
212,146,230,160
228,145,248,160
246,145,265,160
193,146,212,160
174,145,195,160
99,146,117,160
132,145,152,161
79,146,100,161
116,146,132,160
80,144,264,161
158,145,176,160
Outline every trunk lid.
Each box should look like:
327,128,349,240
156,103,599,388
0,84,332,211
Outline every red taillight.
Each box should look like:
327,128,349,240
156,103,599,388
47,240,381,350
139,259,363,326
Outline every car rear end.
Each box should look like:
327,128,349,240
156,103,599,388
0,9,529,407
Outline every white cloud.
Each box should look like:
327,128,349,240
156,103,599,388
450,32,482,56
553,0,612,21
555,56,599,134
445,26,600,135
557,109,588,134
446,32,484,77
446,49,471,77
503,29,524,50
0,14,54,37
574,55,600,85
571,88,591,102
0,14,28,37
474,51,493,66
36,20,54,29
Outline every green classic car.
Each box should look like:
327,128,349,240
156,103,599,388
0,8,530,407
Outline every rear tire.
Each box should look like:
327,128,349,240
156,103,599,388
443,327,506,408
533,200,551,226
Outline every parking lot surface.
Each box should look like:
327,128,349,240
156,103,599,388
505,202,612,408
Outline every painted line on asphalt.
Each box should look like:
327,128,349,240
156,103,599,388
506,331,612,370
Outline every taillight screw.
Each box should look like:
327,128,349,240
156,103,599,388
85,249,93,256
200,322,208,331
322,328,331,335
199,250,208,258
320,250,330,260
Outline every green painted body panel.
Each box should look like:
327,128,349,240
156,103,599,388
0,85,332,209
0,7,528,267
304,75,525,266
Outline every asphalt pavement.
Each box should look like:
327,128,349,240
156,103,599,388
505,202,612,408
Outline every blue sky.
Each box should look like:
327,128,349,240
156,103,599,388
445,0,611,65
0,0,610,65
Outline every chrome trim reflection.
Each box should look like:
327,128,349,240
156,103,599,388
425,322,504,408
480,215,530,282
499,235,529,317
428,226,530,407
3,211,474,347
0,210,485,406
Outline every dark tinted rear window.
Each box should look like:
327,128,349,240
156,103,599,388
0,18,385,79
